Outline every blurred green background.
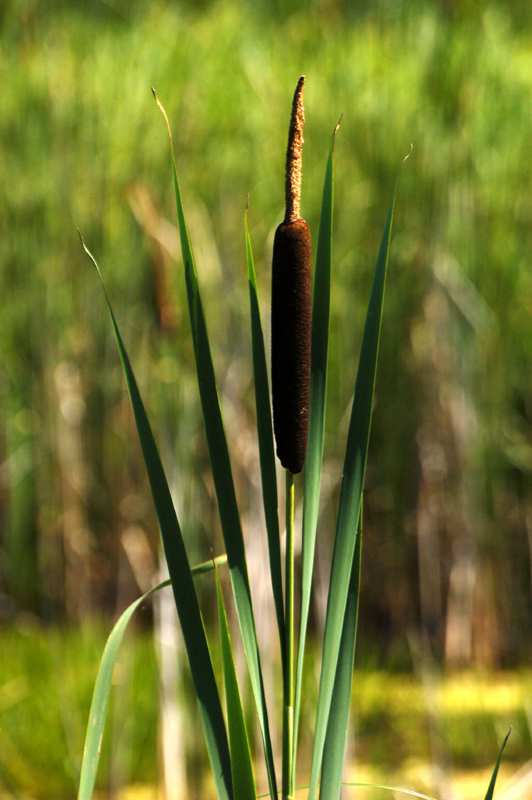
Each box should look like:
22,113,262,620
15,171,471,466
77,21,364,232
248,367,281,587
1,0,532,796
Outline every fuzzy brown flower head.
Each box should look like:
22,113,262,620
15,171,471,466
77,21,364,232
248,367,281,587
271,216,312,473
271,77,312,474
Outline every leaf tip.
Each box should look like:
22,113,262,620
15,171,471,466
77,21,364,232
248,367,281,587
402,143,413,166
152,89,175,157
77,230,101,278
331,114,343,154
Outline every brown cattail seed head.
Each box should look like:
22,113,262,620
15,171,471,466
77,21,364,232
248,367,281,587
271,219,312,473
271,77,312,474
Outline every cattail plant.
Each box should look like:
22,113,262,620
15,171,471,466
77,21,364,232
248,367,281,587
77,80,510,800
271,76,312,476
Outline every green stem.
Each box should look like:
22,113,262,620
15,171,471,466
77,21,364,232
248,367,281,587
282,469,295,800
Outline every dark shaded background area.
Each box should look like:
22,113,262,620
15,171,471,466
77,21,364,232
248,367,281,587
2,0,532,672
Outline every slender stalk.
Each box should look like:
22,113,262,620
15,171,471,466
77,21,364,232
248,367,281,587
282,469,296,800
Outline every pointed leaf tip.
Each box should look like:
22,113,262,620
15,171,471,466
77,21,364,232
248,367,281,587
483,728,511,800
403,143,413,166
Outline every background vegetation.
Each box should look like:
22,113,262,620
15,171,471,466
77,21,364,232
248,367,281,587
2,0,532,796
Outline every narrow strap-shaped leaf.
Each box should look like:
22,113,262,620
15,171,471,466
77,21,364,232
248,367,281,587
153,94,277,800
216,567,257,800
263,783,436,800
245,209,284,669
260,785,437,800
484,729,511,800
183,248,279,799
341,784,437,800
78,556,227,800
78,581,168,800
307,151,409,800
319,502,362,800
79,235,232,800
293,123,339,785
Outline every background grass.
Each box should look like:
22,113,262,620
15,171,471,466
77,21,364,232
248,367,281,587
0,623,159,797
1,624,531,798
2,0,532,796
2,0,532,660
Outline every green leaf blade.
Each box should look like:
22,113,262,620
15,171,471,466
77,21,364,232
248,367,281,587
78,580,169,800
182,253,278,798
80,238,233,800
319,504,362,800
484,729,511,800
245,211,285,668
294,123,338,786
216,570,257,800
77,554,228,800
307,161,405,800
158,104,278,800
